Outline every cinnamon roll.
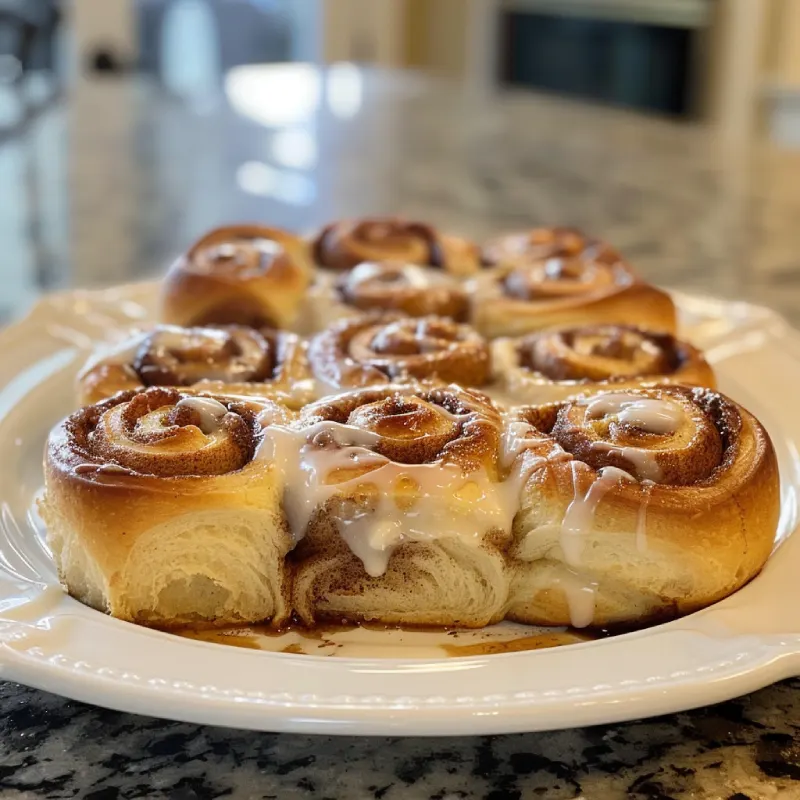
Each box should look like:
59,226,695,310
77,325,312,409
40,387,296,627
312,217,481,277
160,225,311,329
483,227,620,268
306,261,470,330
503,386,779,628
275,384,513,626
308,313,492,393
472,231,676,337
493,325,715,403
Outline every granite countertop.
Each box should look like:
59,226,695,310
1,66,800,798
2,680,799,799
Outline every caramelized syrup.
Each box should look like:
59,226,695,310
441,631,590,656
175,621,601,657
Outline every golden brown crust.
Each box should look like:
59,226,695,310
77,325,312,409
312,217,481,277
53,387,281,479
45,220,782,634
506,385,780,627
160,225,311,329
43,387,297,626
308,313,492,391
493,325,715,403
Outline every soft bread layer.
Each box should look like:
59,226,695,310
507,404,780,627
292,510,510,627
509,559,676,627
42,502,292,626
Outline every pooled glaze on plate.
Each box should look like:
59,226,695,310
177,621,596,658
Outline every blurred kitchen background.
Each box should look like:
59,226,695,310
1,0,800,323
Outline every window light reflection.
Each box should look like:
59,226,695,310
326,63,363,119
225,64,321,127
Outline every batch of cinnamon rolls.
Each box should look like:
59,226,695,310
40,219,780,635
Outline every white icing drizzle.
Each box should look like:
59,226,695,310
497,406,661,629
499,419,571,477
344,261,390,289
151,325,229,354
199,237,282,273
175,397,229,434
248,401,663,596
345,261,430,291
585,394,684,434
256,405,285,429
257,420,519,577
583,393,683,482
556,571,598,629
589,441,663,482
543,258,564,279
556,463,655,625
497,417,577,573
498,415,611,630
253,237,282,256
500,420,544,472
561,463,636,567
74,463,133,476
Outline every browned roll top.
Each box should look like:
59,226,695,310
161,224,310,329
186,225,298,284
500,255,634,303
483,227,620,267
308,314,492,389
335,261,469,320
61,387,262,478
518,386,740,486
518,325,707,383
301,384,501,472
133,325,276,387
482,227,638,306
312,217,480,275
313,218,443,270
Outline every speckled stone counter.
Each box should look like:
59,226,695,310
1,67,800,799
1,680,799,799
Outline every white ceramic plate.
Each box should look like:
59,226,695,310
0,283,798,735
